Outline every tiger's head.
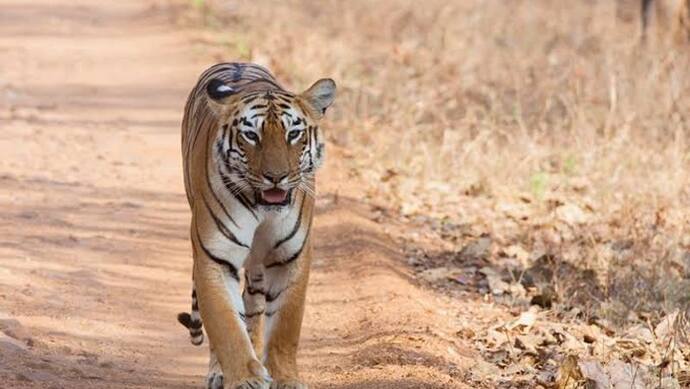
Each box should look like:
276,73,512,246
205,77,336,208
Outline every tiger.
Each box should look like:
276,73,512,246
641,0,690,45
176,62,335,389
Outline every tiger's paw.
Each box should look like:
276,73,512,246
270,380,308,389
228,377,272,389
224,360,272,389
206,353,224,389
208,372,274,389
206,371,224,389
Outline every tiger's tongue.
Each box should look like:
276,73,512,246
262,188,288,204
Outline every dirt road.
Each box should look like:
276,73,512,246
0,1,471,388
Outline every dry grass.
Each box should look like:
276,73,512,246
188,0,690,386
190,1,689,217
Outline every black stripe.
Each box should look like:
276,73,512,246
221,124,228,143
245,310,264,318
227,148,245,160
190,328,203,336
204,139,239,228
272,91,294,100
266,240,305,269
211,79,282,96
216,126,228,157
230,63,245,81
202,195,249,248
240,117,254,127
185,100,208,162
266,289,284,303
219,170,258,219
189,321,202,330
244,286,266,295
306,128,315,169
230,79,281,92
273,195,305,249
195,227,239,281
244,66,272,77
243,77,282,90
177,312,194,328
242,95,259,104
226,130,246,160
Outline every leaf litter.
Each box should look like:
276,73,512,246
388,187,690,387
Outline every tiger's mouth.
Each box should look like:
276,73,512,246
258,188,291,206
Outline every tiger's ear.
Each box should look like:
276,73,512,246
300,78,336,118
205,78,236,117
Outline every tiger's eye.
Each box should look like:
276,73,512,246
243,131,259,143
288,130,302,142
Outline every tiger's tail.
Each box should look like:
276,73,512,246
177,285,204,346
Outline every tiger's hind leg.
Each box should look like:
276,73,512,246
243,266,267,359
206,348,224,389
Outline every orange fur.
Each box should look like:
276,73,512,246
179,63,334,389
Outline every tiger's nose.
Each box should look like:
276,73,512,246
263,172,288,184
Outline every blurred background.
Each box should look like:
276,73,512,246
192,0,689,213
0,0,688,388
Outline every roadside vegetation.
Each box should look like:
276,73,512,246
187,1,690,386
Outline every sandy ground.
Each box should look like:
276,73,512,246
0,1,474,387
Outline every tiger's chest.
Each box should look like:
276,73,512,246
249,197,312,269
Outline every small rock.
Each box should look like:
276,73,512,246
507,306,538,332
0,332,28,354
0,318,31,342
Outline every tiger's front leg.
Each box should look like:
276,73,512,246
243,266,267,359
262,239,313,389
193,218,271,389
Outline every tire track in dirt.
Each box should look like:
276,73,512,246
0,1,473,387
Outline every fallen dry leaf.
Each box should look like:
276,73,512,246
503,244,530,265
606,359,653,389
479,267,511,296
515,334,539,355
507,306,539,332
578,359,609,388
655,310,679,344
556,203,589,225
556,355,584,389
486,328,510,348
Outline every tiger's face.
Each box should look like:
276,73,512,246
206,78,336,208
